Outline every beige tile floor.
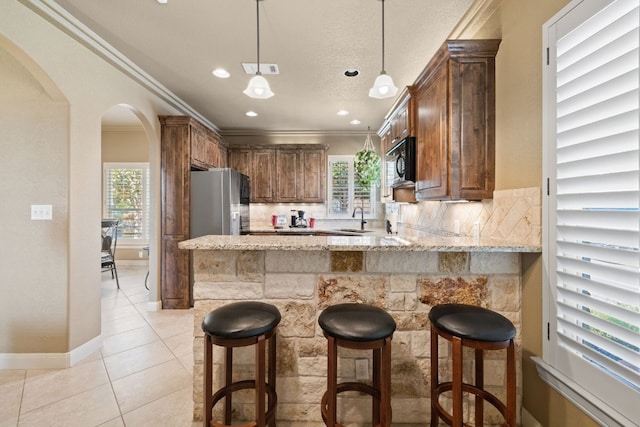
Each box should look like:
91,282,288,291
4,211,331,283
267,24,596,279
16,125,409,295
0,266,200,427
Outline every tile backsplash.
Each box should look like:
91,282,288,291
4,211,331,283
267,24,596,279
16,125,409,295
249,202,386,230
248,187,541,246
396,187,541,245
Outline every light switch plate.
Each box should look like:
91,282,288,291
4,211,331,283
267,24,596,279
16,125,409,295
31,204,53,220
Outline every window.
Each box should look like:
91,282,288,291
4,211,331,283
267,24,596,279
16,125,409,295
327,155,377,217
103,162,150,244
541,0,639,425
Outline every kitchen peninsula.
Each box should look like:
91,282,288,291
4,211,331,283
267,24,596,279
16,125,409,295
180,233,540,425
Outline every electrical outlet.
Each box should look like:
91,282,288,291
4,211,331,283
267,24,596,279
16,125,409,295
473,221,480,238
355,358,369,380
138,251,143,258
31,204,53,220
454,220,460,235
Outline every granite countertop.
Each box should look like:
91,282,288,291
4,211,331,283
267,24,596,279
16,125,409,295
178,229,541,253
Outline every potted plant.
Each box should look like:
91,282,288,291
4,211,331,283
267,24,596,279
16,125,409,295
354,132,381,191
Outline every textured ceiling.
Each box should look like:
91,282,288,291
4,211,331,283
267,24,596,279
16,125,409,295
54,0,475,134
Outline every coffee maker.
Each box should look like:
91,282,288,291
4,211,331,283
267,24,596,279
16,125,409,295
290,210,308,228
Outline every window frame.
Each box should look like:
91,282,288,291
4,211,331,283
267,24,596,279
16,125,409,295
102,162,150,246
326,154,377,219
539,1,640,425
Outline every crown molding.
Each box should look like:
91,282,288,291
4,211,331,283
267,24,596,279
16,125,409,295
448,0,503,39
19,0,220,134
220,129,370,137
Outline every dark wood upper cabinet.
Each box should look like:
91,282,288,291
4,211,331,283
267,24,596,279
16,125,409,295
414,39,500,201
252,149,277,202
159,115,225,309
229,144,327,203
296,148,326,203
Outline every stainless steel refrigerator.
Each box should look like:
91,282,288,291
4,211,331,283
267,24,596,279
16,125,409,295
190,168,250,237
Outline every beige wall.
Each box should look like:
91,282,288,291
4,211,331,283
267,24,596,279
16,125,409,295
0,44,69,353
0,1,178,360
102,129,148,163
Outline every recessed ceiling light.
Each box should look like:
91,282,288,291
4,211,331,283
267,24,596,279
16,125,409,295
156,0,168,4
212,68,230,78
246,111,258,117
350,119,361,125
344,69,359,77
337,110,349,116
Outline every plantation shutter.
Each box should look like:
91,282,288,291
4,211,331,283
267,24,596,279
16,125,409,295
546,0,640,421
103,163,150,242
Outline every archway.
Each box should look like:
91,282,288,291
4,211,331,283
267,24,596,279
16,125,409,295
101,104,158,305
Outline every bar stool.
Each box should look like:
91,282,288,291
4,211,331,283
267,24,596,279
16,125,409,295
429,303,516,427
202,301,281,427
318,303,396,427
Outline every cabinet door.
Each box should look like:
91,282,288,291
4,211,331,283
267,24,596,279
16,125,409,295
159,118,191,309
276,150,298,202
228,149,252,176
297,149,325,202
252,149,276,202
190,125,210,169
450,57,495,200
415,63,449,200
391,102,410,143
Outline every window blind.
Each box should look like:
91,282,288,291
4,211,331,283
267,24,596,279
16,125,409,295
548,0,640,420
103,163,150,242
327,155,376,217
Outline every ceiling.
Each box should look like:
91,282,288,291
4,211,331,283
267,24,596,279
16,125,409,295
54,0,475,135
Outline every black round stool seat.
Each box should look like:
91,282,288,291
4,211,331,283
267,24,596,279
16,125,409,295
428,303,515,342
202,301,281,339
318,303,396,341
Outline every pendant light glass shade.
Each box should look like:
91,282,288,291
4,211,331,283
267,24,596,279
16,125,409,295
369,0,397,99
369,73,398,99
245,0,274,99
244,74,274,99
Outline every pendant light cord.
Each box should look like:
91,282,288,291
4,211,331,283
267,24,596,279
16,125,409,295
255,0,261,75
381,0,386,74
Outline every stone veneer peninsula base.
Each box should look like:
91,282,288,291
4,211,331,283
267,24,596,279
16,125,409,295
180,234,539,426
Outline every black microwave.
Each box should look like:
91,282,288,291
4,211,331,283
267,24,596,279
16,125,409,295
385,136,416,188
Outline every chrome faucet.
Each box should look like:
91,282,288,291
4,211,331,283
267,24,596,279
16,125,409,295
352,206,367,231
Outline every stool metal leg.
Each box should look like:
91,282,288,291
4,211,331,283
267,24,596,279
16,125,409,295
430,326,439,427
452,336,463,427
204,335,213,427
475,348,484,427
224,347,233,425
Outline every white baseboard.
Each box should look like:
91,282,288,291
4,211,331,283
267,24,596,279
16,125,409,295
522,407,543,427
0,334,102,369
147,300,162,311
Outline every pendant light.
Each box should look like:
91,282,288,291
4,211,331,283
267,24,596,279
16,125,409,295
369,0,398,99
244,0,274,99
